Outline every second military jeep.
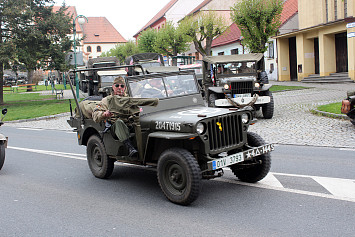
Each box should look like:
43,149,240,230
202,53,274,119
67,69,274,205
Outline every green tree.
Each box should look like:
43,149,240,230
154,21,190,66
102,40,141,63
137,28,158,53
231,0,283,53
15,3,72,83
0,0,72,104
179,11,227,57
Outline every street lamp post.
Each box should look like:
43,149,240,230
73,15,88,99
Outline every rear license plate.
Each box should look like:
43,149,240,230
208,144,274,170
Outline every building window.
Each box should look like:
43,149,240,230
97,46,101,52
231,49,239,55
87,46,92,52
267,42,274,58
218,52,224,55
334,0,337,20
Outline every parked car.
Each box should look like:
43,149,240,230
202,53,274,119
341,91,355,125
67,68,274,205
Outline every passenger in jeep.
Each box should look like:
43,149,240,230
92,76,138,157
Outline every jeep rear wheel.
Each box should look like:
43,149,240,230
0,143,5,170
261,90,274,119
87,135,114,179
230,132,271,183
157,148,201,205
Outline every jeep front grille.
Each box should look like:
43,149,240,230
207,114,244,153
231,81,253,95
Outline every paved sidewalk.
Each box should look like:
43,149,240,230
5,81,355,148
249,81,355,148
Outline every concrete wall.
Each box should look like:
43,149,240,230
299,0,349,29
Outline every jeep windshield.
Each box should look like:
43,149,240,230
213,62,256,76
129,73,199,98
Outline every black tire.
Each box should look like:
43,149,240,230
82,82,88,93
208,93,217,107
351,119,355,126
93,85,99,96
0,143,5,170
261,90,274,119
87,135,114,179
230,132,271,183
157,148,201,205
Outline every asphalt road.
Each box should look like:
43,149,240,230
0,126,354,237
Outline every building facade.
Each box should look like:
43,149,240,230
276,0,355,81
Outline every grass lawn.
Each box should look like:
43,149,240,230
270,85,310,92
1,91,72,121
317,102,342,115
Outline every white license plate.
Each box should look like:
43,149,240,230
234,93,251,98
208,144,274,170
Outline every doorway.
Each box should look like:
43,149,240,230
289,37,297,81
335,32,348,72
314,38,319,74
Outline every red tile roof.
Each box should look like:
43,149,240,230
82,17,127,44
133,0,178,37
211,23,241,48
212,0,298,48
280,0,298,26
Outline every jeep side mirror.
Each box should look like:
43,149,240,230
2,108,7,115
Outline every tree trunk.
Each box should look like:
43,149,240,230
0,62,4,105
27,70,34,84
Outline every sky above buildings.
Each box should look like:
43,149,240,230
55,0,171,40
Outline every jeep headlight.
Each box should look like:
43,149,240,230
254,82,261,89
241,113,249,124
196,122,205,135
223,84,230,90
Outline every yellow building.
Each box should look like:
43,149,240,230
276,0,355,82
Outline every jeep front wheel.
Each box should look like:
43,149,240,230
157,148,201,205
261,90,274,119
230,132,271,183
87,135,114,179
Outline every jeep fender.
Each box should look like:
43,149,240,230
0,133,6,141
208,87,224,94
257,84,272,91
144,132,197,162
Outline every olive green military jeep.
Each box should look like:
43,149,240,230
202,53,274,119
67,68,274,205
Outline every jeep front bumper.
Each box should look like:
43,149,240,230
207,143,274,171
214,96,271,107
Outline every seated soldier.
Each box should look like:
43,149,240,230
92,76,138,157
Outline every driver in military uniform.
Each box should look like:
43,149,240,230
92,76,138,157
92,76,159,158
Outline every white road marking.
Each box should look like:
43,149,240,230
339,148,355,151
7,146,355,202
8,146,86,160
313,176,355,200
216,177,355,203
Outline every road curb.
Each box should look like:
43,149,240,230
310,109,349,120
6,112,70,124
